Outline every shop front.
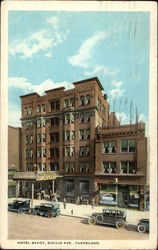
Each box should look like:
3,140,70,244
99,184,140,209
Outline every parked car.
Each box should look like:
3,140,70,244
33,202,61,218
88,208,127,229
8,199,31,214
137,218,149,233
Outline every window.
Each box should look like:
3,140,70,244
24,107,28,115
85,129,90,139
42,133,46,142
37,134,41,143
65,162,70,173
97,98,101,110
50,162,59,171
121,140,136,153
79,130,84,140
70,98,74,107
37,163,42,171
85,95,90,105
102,162,116,174
70,162,75,172
37,118,41,128
29,121,33,129
70,147,75,156
65,114,70,124
85,112,90,122
50,132,59,142
36,105,40,113
42,163,46,171
79,162,84,173
79,96,84,106
26,163,33,172
79,113,84,123
30,135,33,144
120,161,136,174
71,113,75,123
30,149,33,158
56,148,59,157
41,104,45,112
85,163,90,172
65,130,70,141
65,147,70,157
25,136,29,144
71,130,75,140
64,99,69,108
42,149,46,157
79,147,84,156
42,118,46,127
66,180,75,193
80,181,89,194
51,102,55,111
50,148,54,158
102,105,105,113
25,149,33,158
25,149,29,159
103,141,116,153
28,106,32,115
51,117,59,126
56,101,60,110
37,148,41,158
85,146,90,156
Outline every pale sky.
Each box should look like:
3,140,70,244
8,11,149,128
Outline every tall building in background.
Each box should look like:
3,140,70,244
13,77,147,210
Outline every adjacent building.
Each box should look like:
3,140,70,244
13,77,147,210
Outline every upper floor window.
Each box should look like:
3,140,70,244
50,162,59,171
85,163,90,172
30,135,33,144
79,130,84,140
71,113,75,123
51,117,59,126
37,148,41,158
97,98,101,111
79,162,89,173
102,105,105,113
24,107,28,115
85,129,90,139
65,147,70,157
50,132,59,142
42,149,46,157
42,133,46,143
85,95,90,105
37,118,41,128
25,163,33,172
79,113,84,123
121,140,136,153
85,146,90,156
79,146,84,156
42,163,46,171
79,96,84,106
41,104,46,113
103,141,116,154
65,114,70,124
70,147,75,156
36,105,40,113
51,101,60,111
65,162,70,173
102,162,116,174
71,130,75,140
85,112,90,122
64,99,69,108
25,149,33,159
70,98,74,107
65,130,70,141
25,136,29,144
24,121,33,130
28,106,32,115
37,133,41,143
120,161,136,174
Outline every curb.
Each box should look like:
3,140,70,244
60,213,88,220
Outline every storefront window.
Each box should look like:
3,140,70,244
129,186,139,208
99,184,117,205
80,181,89,194
66,180,75,193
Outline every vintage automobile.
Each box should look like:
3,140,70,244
88,208,127,229
137,218,149,233
33,202,61,218
8,199,31,214
99,193,117,205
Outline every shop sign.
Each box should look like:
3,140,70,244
37,171,56,181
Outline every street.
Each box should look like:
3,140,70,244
8,212,149,240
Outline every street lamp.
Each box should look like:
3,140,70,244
115,178,118,206
34,164,37,172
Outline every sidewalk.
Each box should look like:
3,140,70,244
9,197,149,225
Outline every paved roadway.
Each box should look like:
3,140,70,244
8,212,149,240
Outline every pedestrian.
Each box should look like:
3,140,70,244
49,190,53,201
71,209,73,215
92,197,95,208
63,198,66,209
80,196,82,205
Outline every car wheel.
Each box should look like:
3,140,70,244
137,224,146,233
88,217,96,225
18,208,22,214
48,211,52,218
96,214,104,223
116,220,125,229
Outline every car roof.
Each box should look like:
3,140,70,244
103,208,125,213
